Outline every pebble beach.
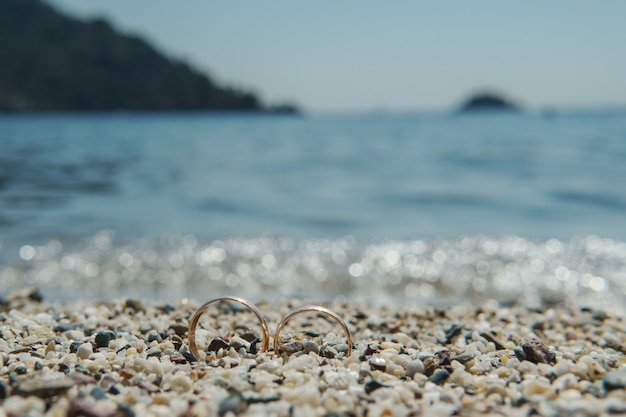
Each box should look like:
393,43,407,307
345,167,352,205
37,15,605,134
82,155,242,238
4,108,626,416
2,288,626,417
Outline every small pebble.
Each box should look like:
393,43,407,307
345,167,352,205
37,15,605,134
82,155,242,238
77,343,93,359
207,338,229,352
218,390,248,417
168,324,188,337
70,341,83,354
319,344,338,358
229,337,250,352
182,351,197,363
0,380,7,400
146,348,162,358
406,360,424,378
90,386,108,400
444,324,463,343
364,380,388,394
522,379,552,400
14,378,75,398
279,340,303,355
369,357,387,372
428,369,450,385
94,330,116,348
604,370,626,391
124,299,145,313
147,332,162,343
521,338,554,364
302,340,319,354
15,365,28,375
64,330,85,342
168,351,188,364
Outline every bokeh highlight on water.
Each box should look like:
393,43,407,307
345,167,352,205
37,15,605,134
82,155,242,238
1,111,626,308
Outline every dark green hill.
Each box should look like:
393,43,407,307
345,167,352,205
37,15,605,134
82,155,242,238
0,0,297,112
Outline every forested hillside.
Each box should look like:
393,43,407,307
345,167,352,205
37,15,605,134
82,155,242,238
0,0,296,112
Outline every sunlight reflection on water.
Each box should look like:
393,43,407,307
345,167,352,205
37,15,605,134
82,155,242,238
2,231,625,311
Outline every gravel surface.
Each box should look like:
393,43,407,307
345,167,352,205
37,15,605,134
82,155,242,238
1,288,626,417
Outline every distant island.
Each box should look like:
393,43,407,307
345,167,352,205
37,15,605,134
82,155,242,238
457,92,520,114
0,0,298,113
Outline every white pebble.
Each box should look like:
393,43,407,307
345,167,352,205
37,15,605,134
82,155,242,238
423,402,457,417
250,370,279,389
283,354,318,372
134,357,163,376
517,361,538,375
552,360,571,377
64,330,85,341
282,381,320,407
406,359,424,378
77,342,93,359
569,362,588,378
170,398,190,416
148,405,172,417
559,389,582,400
61,353,77,367
505,357,521,369
522,379,553,400
323,369,355,390
2,396,46,416
163,373,193,393
257,358,283,375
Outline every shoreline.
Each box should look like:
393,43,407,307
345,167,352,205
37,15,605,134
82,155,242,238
1,289,625,417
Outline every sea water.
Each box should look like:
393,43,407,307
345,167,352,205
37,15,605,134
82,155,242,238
1,110,626,308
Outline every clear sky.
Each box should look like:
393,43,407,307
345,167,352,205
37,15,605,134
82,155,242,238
46,0,626,112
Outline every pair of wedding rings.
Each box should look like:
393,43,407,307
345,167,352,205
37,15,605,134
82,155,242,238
187,296,353,359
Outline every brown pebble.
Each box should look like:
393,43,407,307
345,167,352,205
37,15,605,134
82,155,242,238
278,340,303,355
521,338,554,364
207,338,230,352
70,372,97,385
67,398,128,417
423,356,438,376
169,351,188,364
119,368,136,379
480,332,506,350
364,344,379,356
14,377,75,398
168,323,188,337
124,298,145,313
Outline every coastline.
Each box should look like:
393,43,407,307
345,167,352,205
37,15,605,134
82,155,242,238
1,289,625,416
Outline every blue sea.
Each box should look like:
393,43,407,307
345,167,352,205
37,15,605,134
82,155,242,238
1,110,626,308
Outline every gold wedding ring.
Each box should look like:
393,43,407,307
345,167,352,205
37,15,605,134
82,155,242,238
273,305,353,357
188,296,270,358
